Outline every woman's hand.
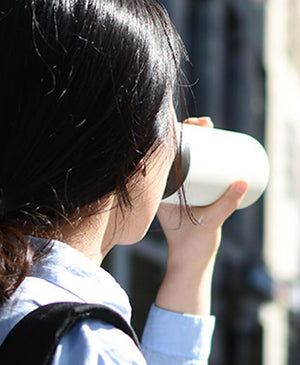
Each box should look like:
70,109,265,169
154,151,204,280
155,117,249,315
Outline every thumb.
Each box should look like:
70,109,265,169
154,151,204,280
206,180,249,227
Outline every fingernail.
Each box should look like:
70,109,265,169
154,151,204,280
198,116,214,127
234,181,249,195
187,117,199,123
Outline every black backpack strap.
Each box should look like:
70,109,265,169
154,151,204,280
0,302,141,365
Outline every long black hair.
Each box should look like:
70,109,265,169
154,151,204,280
0,0,186,304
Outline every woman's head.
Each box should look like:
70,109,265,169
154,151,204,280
0,0,184,224
0,0,185,302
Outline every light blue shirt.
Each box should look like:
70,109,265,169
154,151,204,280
0,237,215,364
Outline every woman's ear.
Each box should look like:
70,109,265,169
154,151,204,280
136,158,147,177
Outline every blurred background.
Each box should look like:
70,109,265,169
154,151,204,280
102,0,300,364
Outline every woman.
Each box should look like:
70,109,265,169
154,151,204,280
0,0,248,364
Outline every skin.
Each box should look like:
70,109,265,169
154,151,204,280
155,117,249,315
62,135,175,261
62,116,248,316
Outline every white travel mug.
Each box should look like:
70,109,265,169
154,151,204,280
162,123,270,209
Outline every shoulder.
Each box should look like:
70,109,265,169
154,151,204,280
52,319,146,365
0,276,80,344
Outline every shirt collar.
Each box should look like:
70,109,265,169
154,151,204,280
27,236,132,322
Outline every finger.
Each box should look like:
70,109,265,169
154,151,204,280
205,180,249,227
183,116,214,128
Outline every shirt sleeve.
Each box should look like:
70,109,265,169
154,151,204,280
51,307,215,365
141,305,215,365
